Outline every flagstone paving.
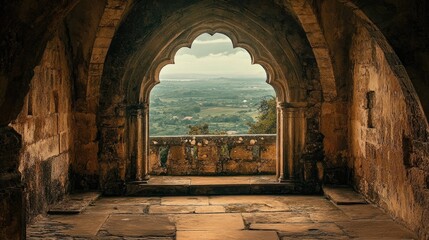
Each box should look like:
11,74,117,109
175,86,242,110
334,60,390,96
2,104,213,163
27,195,417,239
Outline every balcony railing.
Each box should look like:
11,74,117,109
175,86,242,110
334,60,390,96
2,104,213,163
149,134,276,175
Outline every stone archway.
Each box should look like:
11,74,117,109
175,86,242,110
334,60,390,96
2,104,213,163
133,27,306,183
98,0,325,194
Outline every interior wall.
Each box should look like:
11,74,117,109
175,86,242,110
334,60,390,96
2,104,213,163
10,33,74,221
316,1,429,238
66,0,108,190
352,0,429,121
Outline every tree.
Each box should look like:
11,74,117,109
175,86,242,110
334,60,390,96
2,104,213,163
188,123,210,135
248,96,277,134
191,106,201,113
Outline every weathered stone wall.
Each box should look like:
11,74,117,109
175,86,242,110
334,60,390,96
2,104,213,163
149,135,276,176
69,0,130,190
351,0,429,121
317,1,429,238
10,34,74,221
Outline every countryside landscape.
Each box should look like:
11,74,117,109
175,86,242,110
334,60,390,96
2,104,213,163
149,76,275,136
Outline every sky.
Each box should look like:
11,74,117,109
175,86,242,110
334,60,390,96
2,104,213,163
159,33,266,79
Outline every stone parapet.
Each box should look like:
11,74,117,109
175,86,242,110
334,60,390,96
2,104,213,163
148,134,276,176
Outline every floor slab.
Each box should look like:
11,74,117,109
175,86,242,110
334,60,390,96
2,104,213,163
250,223,345,236
48,192,100,214
177,230,279,240
337,220,416,239
242,212,311,224
336,204,392,220
323,186,367,205
161,196,209,205
173,213,245,231
100,214,175,237
27,213,108,238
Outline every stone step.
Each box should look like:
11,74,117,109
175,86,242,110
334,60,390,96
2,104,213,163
323,186,367,205
48,192,101,214
125,176,298,196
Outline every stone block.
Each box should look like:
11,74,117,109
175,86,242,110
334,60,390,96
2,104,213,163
161,196,209,205
223,160,240,173
173,213,244,231
197,146,218,161
230,146,253,160
26,136,60,162
75,143,98,166
261,145,276,160
200,164,217,174
75,125,97,143
337,221,416,239
99,18,121,28
250,223,344,235
102,214,175,237
90,47,109,64
102,8,124,20
107,0,128,9
32,115,58,140
23,120,36,145
96,26,116,38
149,151,162,174
177,230,278,240
59,131,70,153
168,146,185,161
168,161,191,175
50,154,69,184
258,159,276,174
58,113,70,133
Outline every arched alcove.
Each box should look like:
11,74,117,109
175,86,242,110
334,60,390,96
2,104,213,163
97,0,324,193
148,33,277,176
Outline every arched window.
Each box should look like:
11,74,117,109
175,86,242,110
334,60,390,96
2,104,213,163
148,33,277,176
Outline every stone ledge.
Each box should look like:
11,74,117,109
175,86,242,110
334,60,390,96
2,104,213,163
149,134,277,176
48,192,101,214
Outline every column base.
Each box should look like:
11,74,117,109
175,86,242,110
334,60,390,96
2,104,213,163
129,175,150,184
278,177,296,183
130,180,148,184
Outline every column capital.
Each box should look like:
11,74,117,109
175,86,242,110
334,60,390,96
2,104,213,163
277,102,308,110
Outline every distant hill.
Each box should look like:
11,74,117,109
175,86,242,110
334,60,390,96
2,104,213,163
149,77,275,136
160,73,267,80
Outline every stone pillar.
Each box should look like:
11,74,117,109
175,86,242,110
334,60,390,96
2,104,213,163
0,126,25,240
278,102,307,182
276,103,281,179
127,103,150,183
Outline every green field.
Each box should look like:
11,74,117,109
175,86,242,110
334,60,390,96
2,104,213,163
149,77,275,136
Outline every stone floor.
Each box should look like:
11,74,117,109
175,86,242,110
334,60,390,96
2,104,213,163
27,195,417,239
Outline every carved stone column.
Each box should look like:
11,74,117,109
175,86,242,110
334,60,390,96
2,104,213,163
278,102,307,182
127,103,150,183
0,126,25,240
276,103,281,179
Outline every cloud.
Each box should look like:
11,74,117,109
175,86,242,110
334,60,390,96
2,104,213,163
192,38,232,45
160,33,266,79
